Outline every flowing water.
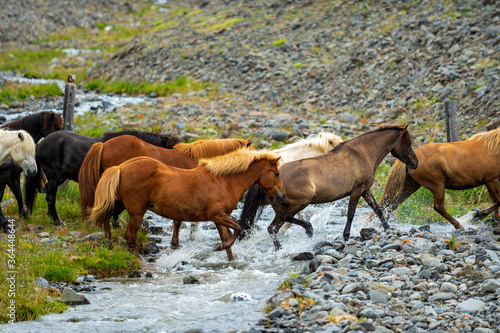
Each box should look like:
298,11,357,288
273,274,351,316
1,199,471,333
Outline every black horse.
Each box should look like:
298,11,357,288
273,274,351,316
0,111,64,232
25,130,181,226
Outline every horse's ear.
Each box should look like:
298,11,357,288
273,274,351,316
246,141,252,148
404,124,409,130
18,132,24,141
273,157,281,165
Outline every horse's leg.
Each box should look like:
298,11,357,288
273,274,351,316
189,222,198,240
214,224,234,261
45,179,63,226
7,171,27,218
430,187,464,229
211,212,241,260
284,215,314,237
362,189,389,230
474,181,500,221
268,213,287,251
171,219,182,249
0,176,11,232
343,190,363,241
124,213,146,252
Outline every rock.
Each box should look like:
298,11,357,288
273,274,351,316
183,275,201,284
293,252,314,261
128,271,141,278
359,228,378,240
479,279,500,293
85,232,105,241
455,298,486,314
440,282,458,294
268,307,285,320
369,289,389,304
61,287,90,305
428,292,456,302
35,277,49,288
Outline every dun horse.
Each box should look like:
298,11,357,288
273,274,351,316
183,131,343,242
25,130,180,226
0,112,63,224
239,124,419,250
364,127,500,228
91,148,285,261
0,129,37,231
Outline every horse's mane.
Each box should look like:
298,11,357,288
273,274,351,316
470,128,500,155
274,131,343,153
0,129,36,156
102,130,181,148
174,138,251,160
329,124,408,153
199,148,279,176
0,111,62,133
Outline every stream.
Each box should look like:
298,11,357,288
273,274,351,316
1,200,470,333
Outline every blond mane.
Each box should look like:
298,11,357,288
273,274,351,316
470,128,500,155
275,131,343,154
173,138,251,160
199,148,279,176
0,129,36,156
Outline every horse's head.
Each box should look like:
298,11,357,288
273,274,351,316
257,157,286,203
43,112,64,136
391,125,418,170
11,131,38,177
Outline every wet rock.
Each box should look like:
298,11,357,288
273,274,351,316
293,252,314,261
455,298,486,314
61,287,90,305
183,275,201,285
128,271,141,278
359,228,378,241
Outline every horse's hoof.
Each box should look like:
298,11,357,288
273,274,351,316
213,242,226,251
171,243,181,250
306,228,314,238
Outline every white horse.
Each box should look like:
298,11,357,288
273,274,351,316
0,129,37,177
184,131,343,238
0,129,37,232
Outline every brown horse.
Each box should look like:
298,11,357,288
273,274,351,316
365,127,500,229
90,148,285,261
78,136,251,242
239,124,419,250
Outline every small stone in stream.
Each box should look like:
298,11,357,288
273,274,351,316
145,272,153,278
183,275,201,284
293,252,314,261
128,271,141,278
61,287,90,305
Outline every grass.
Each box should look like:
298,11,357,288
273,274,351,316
0,181,141,323
273,39,287,47
0,82,62,106
84,76,211,96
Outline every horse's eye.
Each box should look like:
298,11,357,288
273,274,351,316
275,172,279,177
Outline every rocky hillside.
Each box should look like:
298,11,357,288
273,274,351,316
0,0,498,141
87,0,499,138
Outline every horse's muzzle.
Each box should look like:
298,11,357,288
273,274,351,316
26,167,37,177
275,193,287,204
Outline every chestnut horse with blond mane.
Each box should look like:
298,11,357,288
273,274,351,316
91,148,285,261
364,127,500,228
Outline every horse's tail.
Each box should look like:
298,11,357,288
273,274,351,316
364,160,408,222
238,184,268,240
24,155,42,213
91,166,120,227
78,142,104,219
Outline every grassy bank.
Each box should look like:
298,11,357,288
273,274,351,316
0,176,141,323
0,82,62,107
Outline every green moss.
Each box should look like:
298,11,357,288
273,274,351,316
0,82,62,107
273,39,287,47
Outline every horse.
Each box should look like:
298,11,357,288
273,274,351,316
364,127,500,229
239,124,419,250
90,148,285,261
0,129,37,231
78,136,252,245
185,130,343,239
24,130,181,226
0,112,63,226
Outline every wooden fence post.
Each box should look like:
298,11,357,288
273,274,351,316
63,74,75,132
445,100,459,142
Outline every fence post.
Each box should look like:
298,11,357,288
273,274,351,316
63,74,75,132
445,100,458,142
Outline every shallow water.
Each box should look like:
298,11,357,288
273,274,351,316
2,198,475,333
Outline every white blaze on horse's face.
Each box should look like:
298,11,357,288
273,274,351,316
10,132,37,177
